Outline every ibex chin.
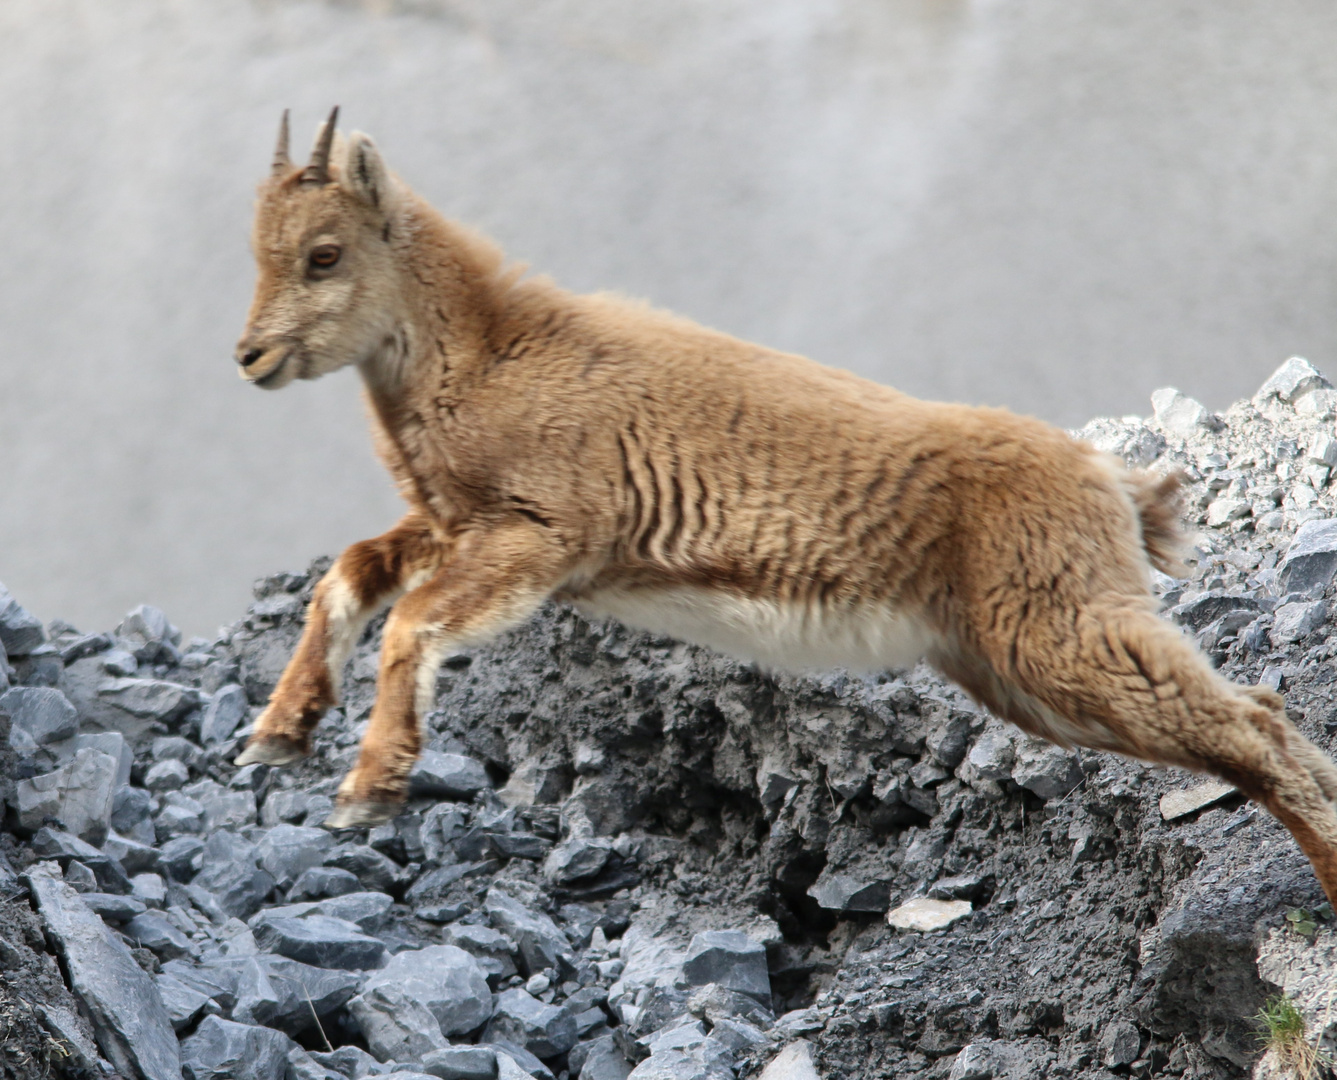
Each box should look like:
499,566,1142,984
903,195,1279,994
234,109,1337,904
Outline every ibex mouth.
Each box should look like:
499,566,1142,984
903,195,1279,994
243,350,290,388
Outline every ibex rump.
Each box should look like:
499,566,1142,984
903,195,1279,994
234,110,1337,904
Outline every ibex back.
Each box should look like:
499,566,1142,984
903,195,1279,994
234,110,1337,905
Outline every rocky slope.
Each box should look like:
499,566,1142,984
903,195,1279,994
5,356,1337,1080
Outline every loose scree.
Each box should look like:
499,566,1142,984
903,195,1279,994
233,109,1337,905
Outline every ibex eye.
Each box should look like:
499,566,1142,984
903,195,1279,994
309,244,342,269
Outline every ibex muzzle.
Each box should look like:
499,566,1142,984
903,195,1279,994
232,111,1337,909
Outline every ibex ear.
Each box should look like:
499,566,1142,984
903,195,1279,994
341,132,393,212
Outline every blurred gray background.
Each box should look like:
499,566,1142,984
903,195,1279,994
2,0,1336,637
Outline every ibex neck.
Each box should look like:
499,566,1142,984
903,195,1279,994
360,193,508,409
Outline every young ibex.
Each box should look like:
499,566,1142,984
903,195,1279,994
235,109,1337,904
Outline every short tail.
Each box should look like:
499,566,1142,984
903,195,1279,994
1125,469,1188,577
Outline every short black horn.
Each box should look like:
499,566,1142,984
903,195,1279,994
302,106,339,184
271,109,291,176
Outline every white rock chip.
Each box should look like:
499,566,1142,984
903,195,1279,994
1151,388,1218,439
758,1040,821,1080
1254,356,1332,407
1158,780,1237,821
887,898,972,932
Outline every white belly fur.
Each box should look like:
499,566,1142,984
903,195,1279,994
575,586,933,674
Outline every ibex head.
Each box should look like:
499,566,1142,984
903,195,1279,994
235,108,404,390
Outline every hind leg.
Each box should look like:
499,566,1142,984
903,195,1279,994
1240,685,1337,804
949,597,1337,905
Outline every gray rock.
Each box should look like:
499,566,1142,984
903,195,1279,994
123,910,197,960
806,871,891,913
1151,387,1218,439
116,604,181,662
155,972,213,1032
947,1040,1029,1080
200,683,248,745
0,686,77,744
107,832,162,878
490,831,553,861
1166,591,1262,632
362,944,493,1035
444,923,519,983
419,1045,499,1080
928,874,992,902
485,888,571,976
681,931,770,1004
313,889,395,932
925,716,971,768
151,734,204,766
160,957,240,1012
130,872,167,908
30,827,132,893
155,789,206,841
755,766,801,807
325,842,402,894
58,631,113,663
101,648,138,677
68,731,133,786
406,862,493,904
348,980,450,1062
1137,844,1323,1065
261,787,332,827
1279,518,1337,595
224,954,363,1033
484,987,579,1059
158,834,206,880
28,1000,110,1078
685,983,774,1029
228,761,269,792
145,757,190,793
110,785,155,846
572,1035,633,1080
287,1047,332,1080
1100,1020,1142,1068
309,1045,388,1078
25,864,181,1080
183,778,258,831
709,1016,772,1053
180,1015,294,1080
0,582,46,656
288,865,362,901
82,892,147,923
1009,740,1083,800
624,1043,733,1080
484,1042,554,1080
17,747,119,843
253,914,387,970
1255,355,1331,406
543,836,613,884
63,858,98,892
410,749,491,799
965,730,1014,782
98,677,200,724
257,823,336,890
191,830,275,919
1271,599,1328,644
252,890,395,934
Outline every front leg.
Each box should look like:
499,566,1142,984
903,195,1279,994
325,522,570,828
235,512,446,767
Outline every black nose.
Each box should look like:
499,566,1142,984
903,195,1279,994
238,347,264,368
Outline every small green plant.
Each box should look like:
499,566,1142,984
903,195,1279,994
1286,907,1320,941
1256,995,1331,1079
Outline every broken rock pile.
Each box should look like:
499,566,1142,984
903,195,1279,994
6,357,1337,1080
